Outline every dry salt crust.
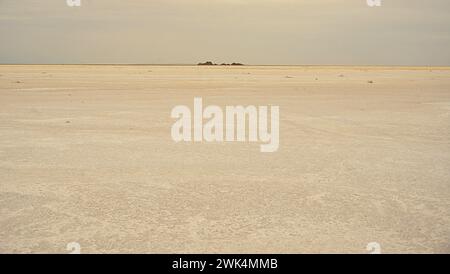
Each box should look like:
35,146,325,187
0,65,449,253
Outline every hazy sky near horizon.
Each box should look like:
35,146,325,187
1,0,449,65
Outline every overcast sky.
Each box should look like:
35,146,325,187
0,0,449,65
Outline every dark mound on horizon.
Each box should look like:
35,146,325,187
198,61,244,66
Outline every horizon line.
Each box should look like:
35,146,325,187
1,63,450,68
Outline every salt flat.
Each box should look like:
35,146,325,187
0,65,449,253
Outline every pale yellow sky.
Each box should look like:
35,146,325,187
0,0,449,65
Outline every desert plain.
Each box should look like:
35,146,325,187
0,65,449,253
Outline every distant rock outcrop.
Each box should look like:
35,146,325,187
198,61,216,66
197,61,244,66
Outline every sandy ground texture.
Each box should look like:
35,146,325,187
0,65,449,254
